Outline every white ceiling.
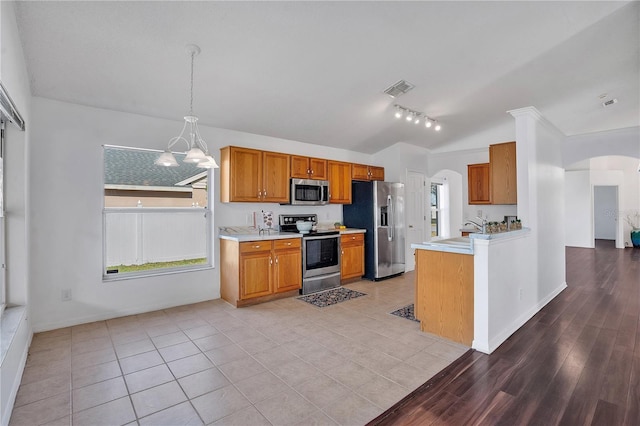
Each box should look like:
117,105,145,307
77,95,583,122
13,1,640,154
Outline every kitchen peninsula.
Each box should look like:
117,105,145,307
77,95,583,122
412,228,547,354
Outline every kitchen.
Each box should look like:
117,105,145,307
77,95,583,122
2,1,639,425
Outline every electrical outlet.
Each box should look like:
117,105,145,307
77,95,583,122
61,289,72,302
246,213,253,225
477,210,483,218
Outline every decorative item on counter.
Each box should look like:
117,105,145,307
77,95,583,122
334,221,342,229
499,221,507,232
625,212,640,248
258,210,274,230
515,219,522,230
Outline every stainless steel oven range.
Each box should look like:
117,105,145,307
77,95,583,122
279,214,341,295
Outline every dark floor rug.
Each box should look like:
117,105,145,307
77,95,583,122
390,304,419,322
297,287,367,308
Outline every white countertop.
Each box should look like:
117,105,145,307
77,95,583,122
411,228,531,255
218,227,366,242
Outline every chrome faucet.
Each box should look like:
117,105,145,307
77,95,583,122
464,217,488,234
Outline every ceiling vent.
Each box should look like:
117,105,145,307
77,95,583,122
384,80,415,98
602,98,618,107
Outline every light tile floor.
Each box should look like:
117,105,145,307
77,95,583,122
9,272,468,426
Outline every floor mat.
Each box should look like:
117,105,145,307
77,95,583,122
390,304,419,322
297,287,367,308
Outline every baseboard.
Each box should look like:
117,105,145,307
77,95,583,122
32,293,221,333
487,281,568,354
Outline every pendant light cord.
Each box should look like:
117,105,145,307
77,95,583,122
189,50,195,116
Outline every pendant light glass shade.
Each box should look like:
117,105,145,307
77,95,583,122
197,155,220,169
155,150,179,167
183,147,206,163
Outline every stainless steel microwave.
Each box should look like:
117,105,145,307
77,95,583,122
288,178,329,205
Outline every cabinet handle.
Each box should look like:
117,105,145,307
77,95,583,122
275,256,279,264
258,190,262,198
269,257,273,265
351,236,356,240
285,242,292,246
341,250,344,255
263,189,267,198
310,169,314,175
252,245,261,249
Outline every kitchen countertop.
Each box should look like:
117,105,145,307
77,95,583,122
218,226,366,242
411,228,530,255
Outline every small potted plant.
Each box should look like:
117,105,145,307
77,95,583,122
515,219,522,230
499,221,507,232
626,212,640,248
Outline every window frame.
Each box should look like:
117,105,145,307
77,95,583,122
431,181,443,238
102,145,214,281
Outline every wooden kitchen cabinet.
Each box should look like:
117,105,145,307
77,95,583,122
467,163,491,204
341,233,364,282
291,155,328,180
490,141,517,205
415,249,474,346
221,238,302,307
239,242,273,299
327,160,352,204
220,146,290,203
352,164,385,181
467,141,517,206
272,239,303,293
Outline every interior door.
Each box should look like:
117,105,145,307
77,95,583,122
405,170,426,271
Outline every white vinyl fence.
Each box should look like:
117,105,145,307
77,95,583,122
105,208,208,267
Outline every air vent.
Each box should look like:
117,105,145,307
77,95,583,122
384,80,415,98
602,98,618,107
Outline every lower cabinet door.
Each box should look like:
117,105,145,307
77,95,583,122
341,234,364,281
274,249,302,293
240,251,273,299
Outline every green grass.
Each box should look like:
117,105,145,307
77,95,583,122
106,258,207,273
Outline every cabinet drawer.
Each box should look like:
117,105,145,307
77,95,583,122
341,233,364,245
240,241,272,254
273,238,301,250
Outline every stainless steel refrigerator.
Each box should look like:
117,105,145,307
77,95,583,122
343,181,405,280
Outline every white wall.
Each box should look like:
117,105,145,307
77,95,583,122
565,171,593,247
510,106,566,308
28,97,380,332
0,2,32,424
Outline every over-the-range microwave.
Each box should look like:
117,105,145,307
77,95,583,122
286,178,329,205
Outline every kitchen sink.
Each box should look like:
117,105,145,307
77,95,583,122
426,236,471,248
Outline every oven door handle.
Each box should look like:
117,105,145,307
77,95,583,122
388,195,394,242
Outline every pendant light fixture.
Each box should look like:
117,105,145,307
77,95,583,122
155,44,218,169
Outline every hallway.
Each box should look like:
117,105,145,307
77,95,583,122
371,240,640,425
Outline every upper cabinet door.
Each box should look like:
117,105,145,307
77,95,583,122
290,155,311,179
308,158,327,180
369,166,385,181
468,163,491,205
490,142,517,205
221,146,263,202
328,161,352,204
262,151,290,203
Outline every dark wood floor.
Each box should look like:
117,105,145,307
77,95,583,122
370,240,640,426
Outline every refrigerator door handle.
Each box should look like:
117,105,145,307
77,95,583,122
388,195,393,241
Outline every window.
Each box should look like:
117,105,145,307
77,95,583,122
103,145,212,279
431,182,442,237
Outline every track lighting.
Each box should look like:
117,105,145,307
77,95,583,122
393,104,441,132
